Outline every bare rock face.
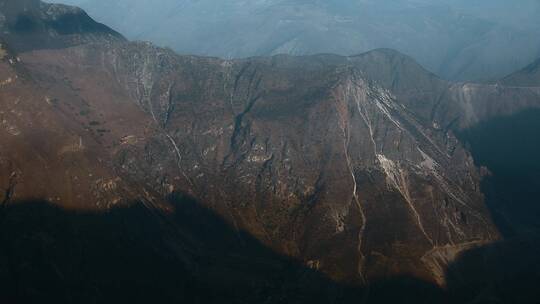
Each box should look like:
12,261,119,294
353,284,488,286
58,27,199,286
2,1,540,301
13,41,505,285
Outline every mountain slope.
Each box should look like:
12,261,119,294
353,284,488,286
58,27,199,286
2,36,496,283
501,57,540,87
55,0,540,81
2,1,540,302
0,6,356,302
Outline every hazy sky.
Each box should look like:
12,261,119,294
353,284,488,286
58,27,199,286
53,0,540,80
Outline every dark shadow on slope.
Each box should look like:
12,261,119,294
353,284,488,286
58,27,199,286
365,275,449,304
446,237,540,304
4,195,539,303
10,193,540,303
449,109,540,304
0,196,359,304
0,195,458,304
458,109,540,237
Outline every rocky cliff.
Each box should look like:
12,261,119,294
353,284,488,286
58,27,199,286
1,1,540,302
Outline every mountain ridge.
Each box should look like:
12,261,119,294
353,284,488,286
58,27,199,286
1,1,540,302
0,0,124,52
501,56,540,87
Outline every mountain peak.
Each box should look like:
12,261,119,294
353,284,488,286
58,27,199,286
0,0,124,52
347,48,445,93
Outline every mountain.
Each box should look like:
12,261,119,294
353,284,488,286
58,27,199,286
501,57,540,87
54,0,540,81
0,0,123,51
2,1,540,303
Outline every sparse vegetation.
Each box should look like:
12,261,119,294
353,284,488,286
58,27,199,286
0,44,7,60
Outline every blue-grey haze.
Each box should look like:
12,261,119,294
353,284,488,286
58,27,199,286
53,0,540,81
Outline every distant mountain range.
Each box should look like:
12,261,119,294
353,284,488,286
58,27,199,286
54,0,540,81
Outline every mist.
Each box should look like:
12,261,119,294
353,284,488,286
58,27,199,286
53,0,540,81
